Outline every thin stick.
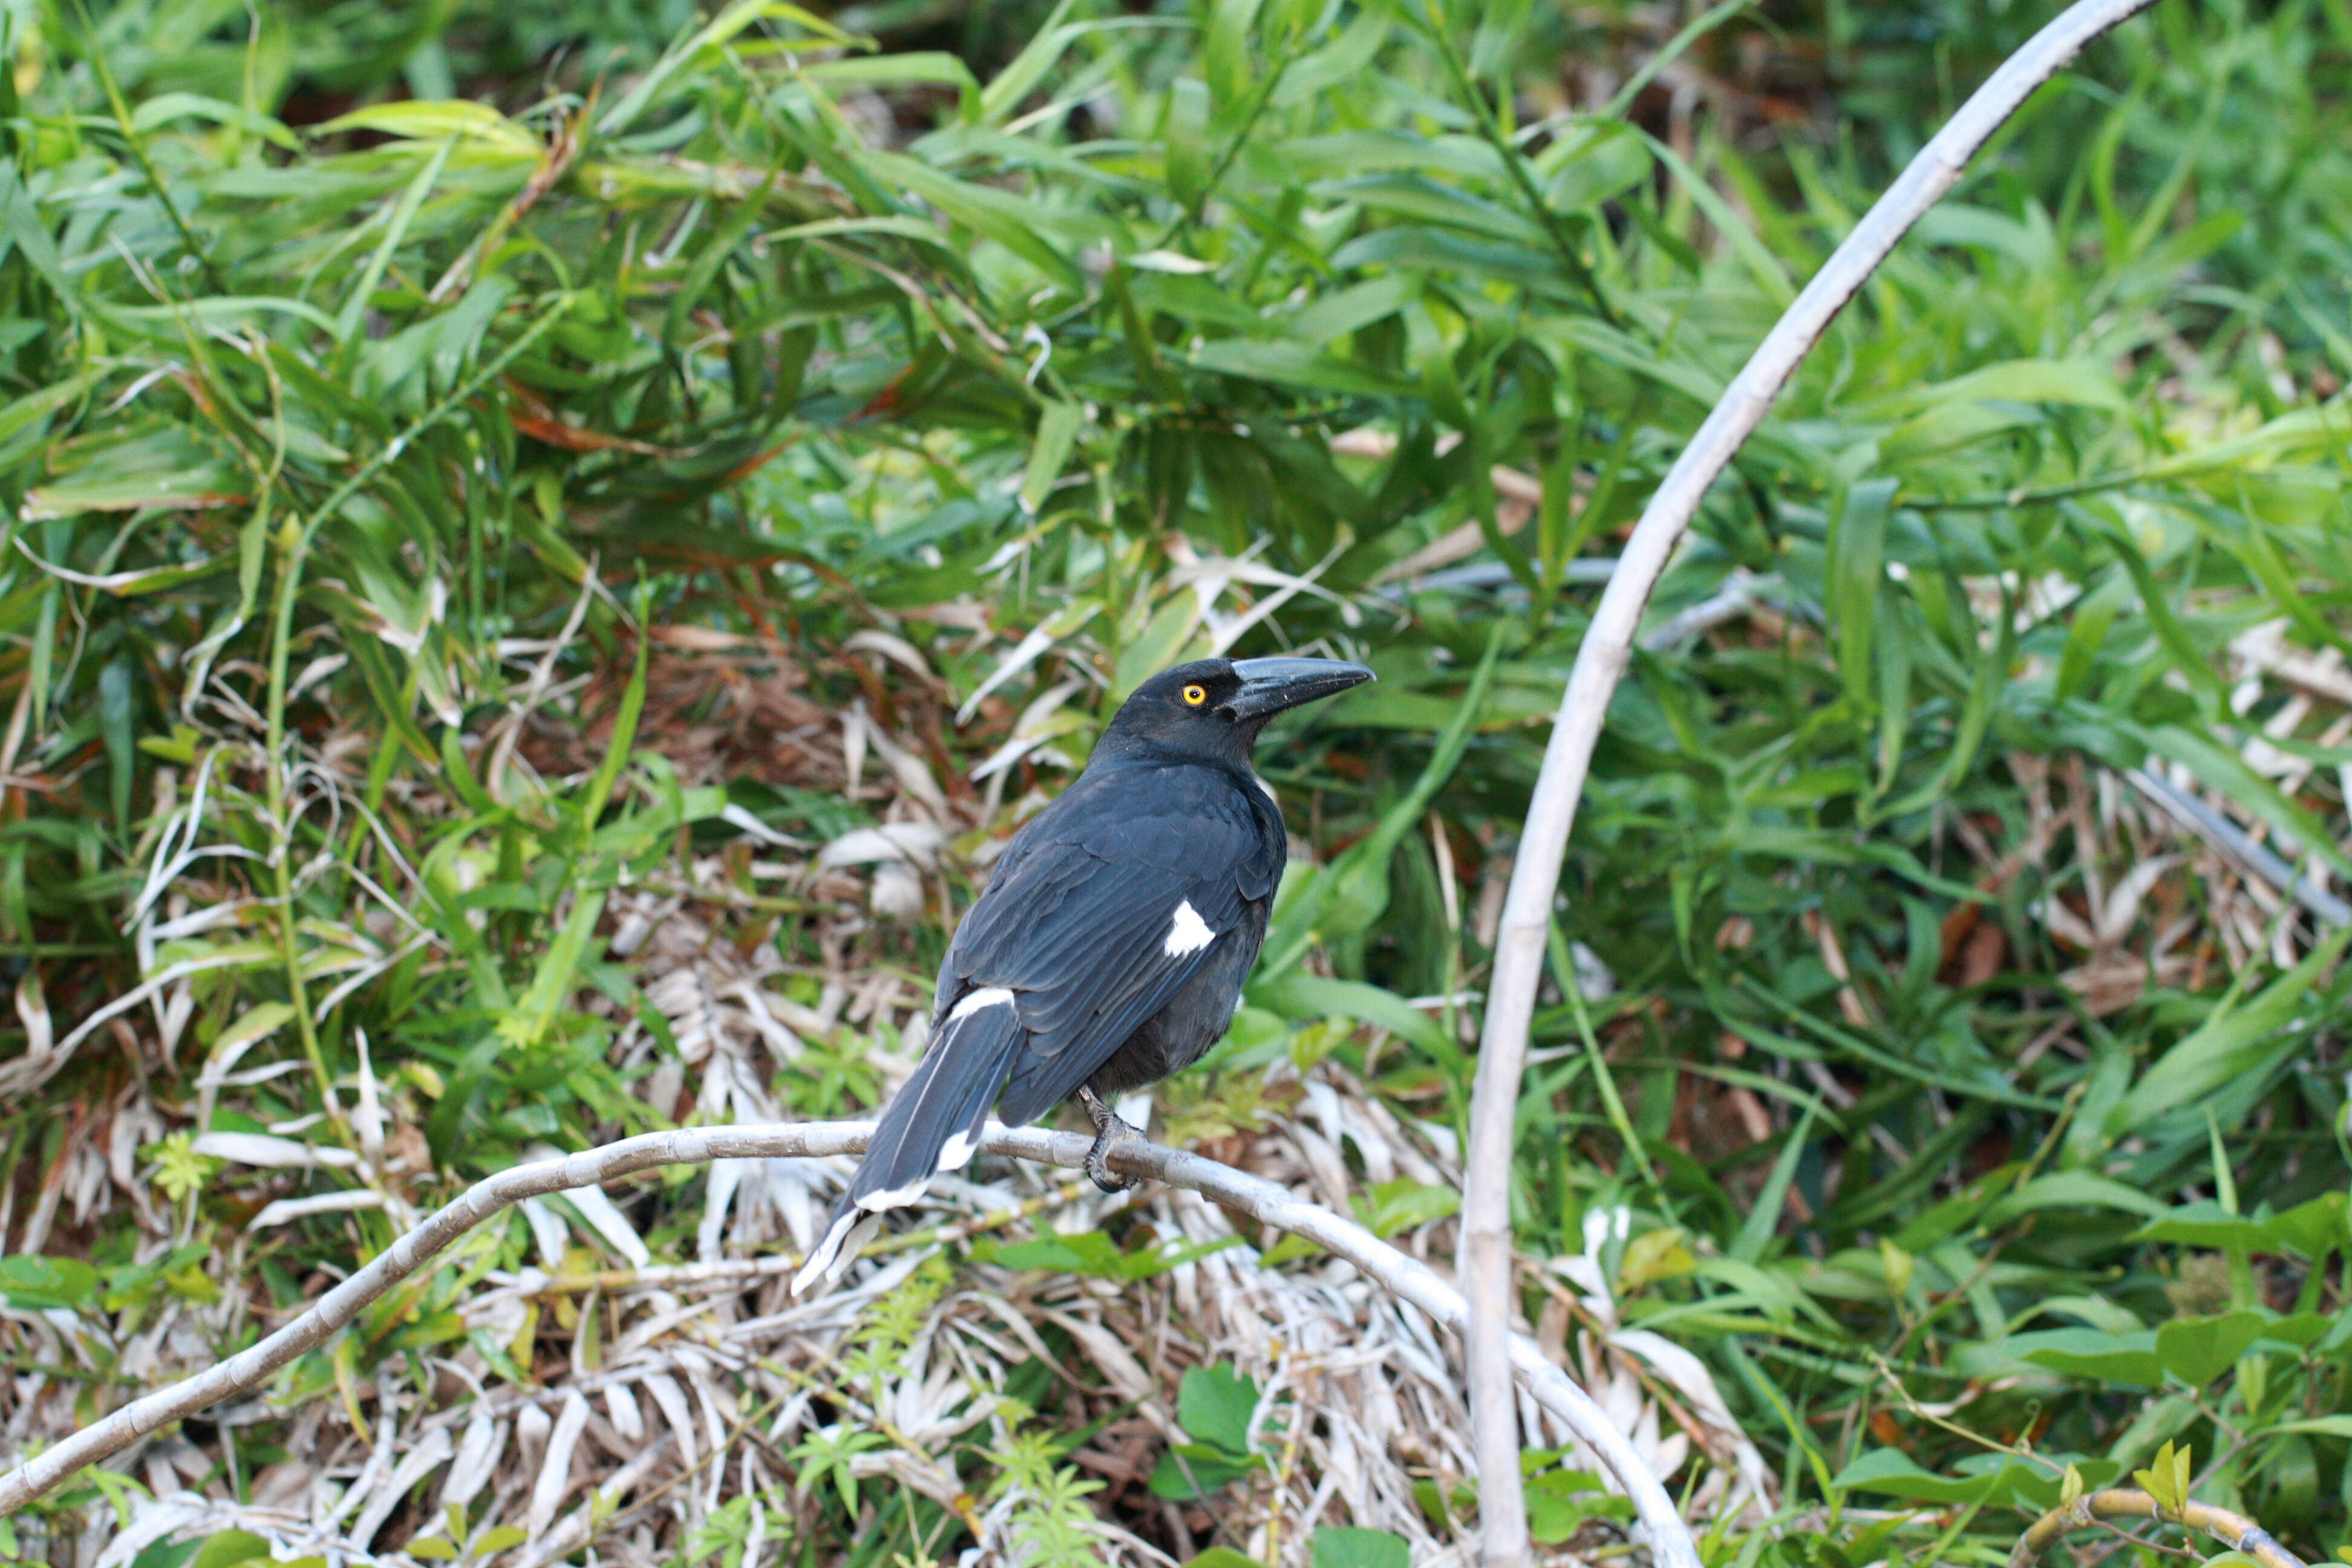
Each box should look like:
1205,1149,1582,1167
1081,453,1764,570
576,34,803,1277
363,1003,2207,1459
0,1119,1679,1561
2008,1489,2305,1568
1455,3,2160,1563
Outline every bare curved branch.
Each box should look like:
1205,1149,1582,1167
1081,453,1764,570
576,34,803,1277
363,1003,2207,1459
1457,2,2163,1563
0,1119,1681,1563
2009,1489,2306,1568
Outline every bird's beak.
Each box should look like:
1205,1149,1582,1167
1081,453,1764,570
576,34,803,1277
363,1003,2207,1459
1224,657,1375,720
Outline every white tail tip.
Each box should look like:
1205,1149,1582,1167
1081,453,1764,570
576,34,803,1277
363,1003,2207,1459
791,1210,873,1295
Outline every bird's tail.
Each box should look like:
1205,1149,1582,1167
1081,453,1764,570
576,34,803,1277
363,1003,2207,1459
791,996,1023,1293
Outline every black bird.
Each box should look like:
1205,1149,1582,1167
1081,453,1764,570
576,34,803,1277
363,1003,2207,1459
792,656,1373,1292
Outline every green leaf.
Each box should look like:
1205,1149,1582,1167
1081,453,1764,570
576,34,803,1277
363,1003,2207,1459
1730,1109,1814,1263
976,0,1083,123
2132,1440,2190,1514
578,596,652,833
2096,517,2228,720
211,1003,295,1060
0,1255,100,1310
596,0,855,137
1275,9,1391,106
316,100,538,155
494,887,608,1052
854,149,1085,289
1831,1449,2014,1506
1257,631,1503,973
1871,358,2128,416
1021,400,1085,514
100,656,134,831
0,374,93,448
2258,1312,2331,1350
976,1230,1241,1279
1322,174,1546,244
1114,592,1204,699
1836,1449,2118,1511
0,163,78,313
1618,1227,1698,1290
2108,924,2351,1131
1980,1170,2171,1228
2129,719,2352,882
1148,1446,1252,1500
2011,1328,2163,1387
805,53,978,95
1524,1468,1630,1543
981,1232,1128,1276
189,1531,270,1568
1290,275,1419,346
662,166,782,347
2007,1458,2125,1512
1204,0,1266,111
2155,1308,2269,1388
1635,129,1794,304
1351,1178,1461,1240
129,93,299,149
2131,1195,2346,1258
1177,1362,1260,1456
336,134,461,347
139,725,203,764
1186,339,1410,397
22,457,249,517
1310,1527,1410,1568
438,725,501,817
1251,972,1451,1057
1824,476,1894,717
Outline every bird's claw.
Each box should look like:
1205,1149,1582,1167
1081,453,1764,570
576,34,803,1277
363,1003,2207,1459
1076,1085,1144,1193
1084,1133,1141,1193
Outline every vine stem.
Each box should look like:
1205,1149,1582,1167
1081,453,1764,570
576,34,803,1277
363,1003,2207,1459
1454,2,2161,1564
2008,1489,2305,1568
0,1118,1678,1554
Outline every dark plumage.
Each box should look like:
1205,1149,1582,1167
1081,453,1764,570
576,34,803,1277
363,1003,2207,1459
792,656,1373,1292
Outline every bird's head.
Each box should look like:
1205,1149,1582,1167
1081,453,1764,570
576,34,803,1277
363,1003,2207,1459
1098,656,1374,763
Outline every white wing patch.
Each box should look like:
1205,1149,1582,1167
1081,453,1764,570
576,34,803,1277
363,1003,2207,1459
949,985,1015,1021
1163,899,1217,958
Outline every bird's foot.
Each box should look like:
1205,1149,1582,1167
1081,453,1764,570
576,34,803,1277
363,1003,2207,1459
1076,1086,1143,1194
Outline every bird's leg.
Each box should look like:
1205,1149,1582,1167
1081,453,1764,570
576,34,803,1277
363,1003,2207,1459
1075,1085,1143,1194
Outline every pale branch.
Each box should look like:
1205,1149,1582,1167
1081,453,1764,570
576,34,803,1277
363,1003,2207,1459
2008,1490,2307,1568
0,1119,1685,1566
1454,1,2165,1564
2125,766,2352,927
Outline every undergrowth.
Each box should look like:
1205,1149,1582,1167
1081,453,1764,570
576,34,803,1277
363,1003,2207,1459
1,0,2350,1564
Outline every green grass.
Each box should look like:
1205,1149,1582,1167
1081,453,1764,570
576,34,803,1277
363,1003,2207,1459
0,0,2350,1564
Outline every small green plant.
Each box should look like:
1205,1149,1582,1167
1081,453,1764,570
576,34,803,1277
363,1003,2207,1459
988,1427,1107,1568
143,1132,217,1206
2134,1441,2194,1515
1149,1362,1268,1501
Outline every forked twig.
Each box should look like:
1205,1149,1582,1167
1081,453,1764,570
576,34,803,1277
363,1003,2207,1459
1455,1,2163,1563
2008,1489,2305,1568
0,1119,1680,1559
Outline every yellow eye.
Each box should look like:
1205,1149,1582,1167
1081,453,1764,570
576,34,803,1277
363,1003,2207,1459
1182,684,1207,706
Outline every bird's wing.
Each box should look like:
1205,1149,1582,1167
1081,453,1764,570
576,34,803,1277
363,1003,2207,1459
941,763,1276,1107
794,767,1274,1295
